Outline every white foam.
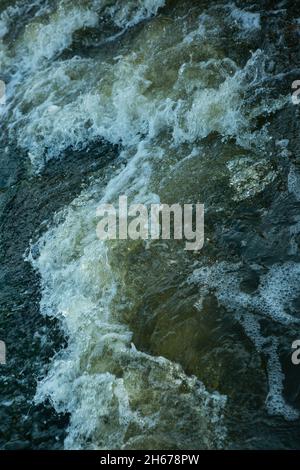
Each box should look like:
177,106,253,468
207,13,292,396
104,0,166,29
29,179,227,449
1,0,286,173
7,46,283,173
18,7,99,69
0,19,8,39
288,164,300,201
189,261,300,420
229,5,261,32
2,0,166,72
13,0,295,447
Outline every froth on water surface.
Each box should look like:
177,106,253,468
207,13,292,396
1,0,300,450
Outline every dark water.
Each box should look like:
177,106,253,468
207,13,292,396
1,0,300,450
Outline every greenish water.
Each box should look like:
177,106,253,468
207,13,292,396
1,0,300,450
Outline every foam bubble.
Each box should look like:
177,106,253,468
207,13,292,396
189,261,300,420
103,0,166,29
229,5,261,32
29,181,226,449
7,46,282,172
17,7,99,69
13,0,295,447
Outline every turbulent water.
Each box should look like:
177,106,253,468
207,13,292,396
1,0,300,450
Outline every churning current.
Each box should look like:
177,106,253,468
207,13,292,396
1,0,300,450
